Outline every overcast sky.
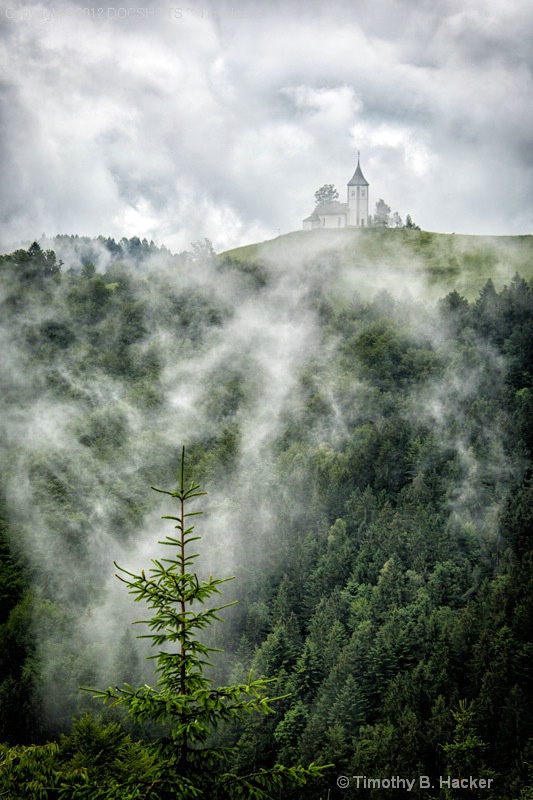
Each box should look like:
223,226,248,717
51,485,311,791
1,0,532,253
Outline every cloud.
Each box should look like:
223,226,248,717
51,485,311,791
0,0,531,251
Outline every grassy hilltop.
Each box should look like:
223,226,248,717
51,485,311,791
220,227,533,300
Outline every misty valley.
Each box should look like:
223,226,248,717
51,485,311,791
0,229,532,798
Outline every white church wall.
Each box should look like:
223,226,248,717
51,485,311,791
319,214,347,228
347,186,369,227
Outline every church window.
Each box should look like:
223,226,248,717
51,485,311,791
361,189,365,196
351,190,355,197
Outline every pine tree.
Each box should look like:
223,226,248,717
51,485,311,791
91,448,327,798
441,700,496,797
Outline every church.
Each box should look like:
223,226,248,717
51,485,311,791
302,155,369,229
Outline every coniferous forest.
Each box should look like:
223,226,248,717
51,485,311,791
0,231,532,798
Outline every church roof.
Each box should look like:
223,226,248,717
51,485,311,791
315,201,349,215
347,157,369,187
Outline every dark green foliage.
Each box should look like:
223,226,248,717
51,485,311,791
0,504,41,744
0,716,159,799
0,236,532,798
404,214,421,230
86,450,328,797
4,241,61,285
224,275,533,798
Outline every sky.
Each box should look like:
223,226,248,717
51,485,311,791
0,0,532,253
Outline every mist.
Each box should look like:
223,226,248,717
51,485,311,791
0,230,529,737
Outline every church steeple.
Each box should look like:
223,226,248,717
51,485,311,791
347,153,369,226
348,152,369,187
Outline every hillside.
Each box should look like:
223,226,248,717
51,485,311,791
0,235,532,798
221,228,533,300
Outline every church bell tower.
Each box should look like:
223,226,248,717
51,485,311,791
347,153,369,227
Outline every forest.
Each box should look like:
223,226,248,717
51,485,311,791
0,231,532,798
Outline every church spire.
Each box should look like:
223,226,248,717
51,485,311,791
348,154,369,186
347,153,369,226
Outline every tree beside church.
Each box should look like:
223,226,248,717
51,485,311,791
303,155,369,229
